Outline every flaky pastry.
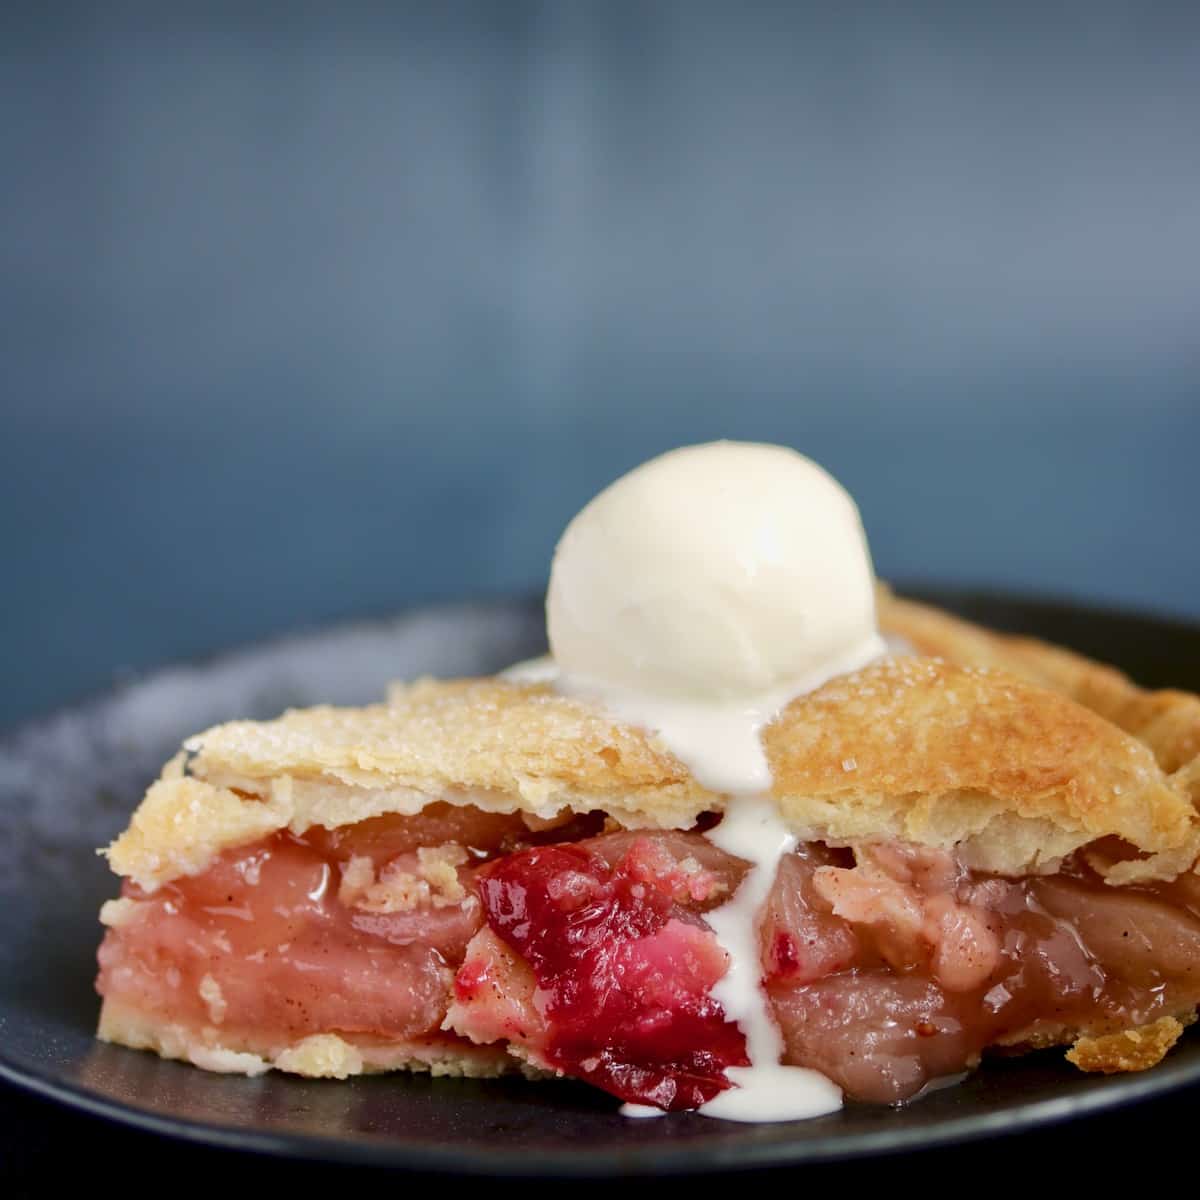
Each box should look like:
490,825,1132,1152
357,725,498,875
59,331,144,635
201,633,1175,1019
96,594,1200,1106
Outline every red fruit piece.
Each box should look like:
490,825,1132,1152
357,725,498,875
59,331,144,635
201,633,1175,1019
475,841,748,1110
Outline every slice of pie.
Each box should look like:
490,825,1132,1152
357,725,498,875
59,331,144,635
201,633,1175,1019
96,593,1200,1108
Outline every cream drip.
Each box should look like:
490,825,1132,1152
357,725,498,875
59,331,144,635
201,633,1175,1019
510,643,888,1120
694,795,842,1121
505,635,884,795
508,640,887,1121
618,1103,668,1120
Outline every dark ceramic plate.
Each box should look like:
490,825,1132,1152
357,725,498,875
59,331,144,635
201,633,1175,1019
3,589,1200,1175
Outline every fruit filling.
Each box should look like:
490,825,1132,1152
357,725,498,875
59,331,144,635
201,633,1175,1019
466,839,750,1109
97,807,1200,1107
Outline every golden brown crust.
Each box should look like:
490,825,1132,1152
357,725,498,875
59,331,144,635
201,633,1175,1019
104,777,291,888
1065,1016,1185,1074
766,656,1189,870
96,997,543,1080
105,657,1196,889
189,677,708,815
877,585,1200,775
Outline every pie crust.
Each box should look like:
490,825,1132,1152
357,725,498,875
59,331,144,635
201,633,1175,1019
95,591,1200,1098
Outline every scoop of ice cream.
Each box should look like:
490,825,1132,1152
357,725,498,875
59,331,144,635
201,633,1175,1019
546,441,883,701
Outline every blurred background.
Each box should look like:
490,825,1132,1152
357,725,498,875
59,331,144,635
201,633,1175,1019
2,0,1198,726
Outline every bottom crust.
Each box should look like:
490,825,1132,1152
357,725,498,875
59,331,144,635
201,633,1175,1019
96,997,550,1081
1065,1017,1187,1074
994,1011,1192,1073
99,995,1193,1087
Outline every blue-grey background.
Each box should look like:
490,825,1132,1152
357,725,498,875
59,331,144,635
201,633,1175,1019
2,1,1198,727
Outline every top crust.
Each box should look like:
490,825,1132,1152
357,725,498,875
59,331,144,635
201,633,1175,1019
105,650,1198,890
877,586,1200,777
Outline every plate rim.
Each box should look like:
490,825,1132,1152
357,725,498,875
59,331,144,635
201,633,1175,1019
6,1046,1200,1175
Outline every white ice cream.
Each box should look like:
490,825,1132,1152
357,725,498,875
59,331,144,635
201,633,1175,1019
537,441,885,1123
548,441,883,702
546,441,885,793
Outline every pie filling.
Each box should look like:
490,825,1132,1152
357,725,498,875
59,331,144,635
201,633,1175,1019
97,804,1200,1108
